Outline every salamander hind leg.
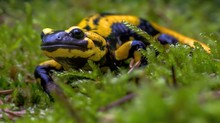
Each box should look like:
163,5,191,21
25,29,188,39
157,34,178,45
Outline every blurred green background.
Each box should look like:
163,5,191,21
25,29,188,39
0,0,220,122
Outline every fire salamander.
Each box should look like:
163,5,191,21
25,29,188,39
35,13,211,94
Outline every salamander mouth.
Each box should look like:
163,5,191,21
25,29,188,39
41,43,88,52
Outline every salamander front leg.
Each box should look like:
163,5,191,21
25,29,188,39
114,40,147,69
34,60,63,94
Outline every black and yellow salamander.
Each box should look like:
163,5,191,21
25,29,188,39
35,13,211,94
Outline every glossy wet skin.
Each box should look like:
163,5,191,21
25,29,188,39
41,27,88,52
40,26,108,71
35,14,211,95
41,26,108,64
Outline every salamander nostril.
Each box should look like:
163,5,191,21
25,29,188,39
57,36,62,40
55,31,67,41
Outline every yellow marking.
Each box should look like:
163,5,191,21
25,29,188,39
77,18,88,28
88,14,101,29
85,32,108,60
43,37,107,61
115,41,132,60
39,60,62,70
151,22,211,53
43,48,107,61
95,15,140,37
88,46,107,61
85,31,107,46
65,26,84,33
77,14,140,37
43,48,95,58
133,51,141,63
86,37,107,60
77,14,100,29
42,28,54,34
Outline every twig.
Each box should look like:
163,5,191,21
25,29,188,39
0,109,26,120
0,89,13,95
128,60,141,73
213,58,220,62
3,109,26,117
171,65,178,87
99,93,136,112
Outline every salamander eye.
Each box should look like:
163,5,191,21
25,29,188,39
69,28,85,39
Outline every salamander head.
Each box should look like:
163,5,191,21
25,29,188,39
40,26,107,68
